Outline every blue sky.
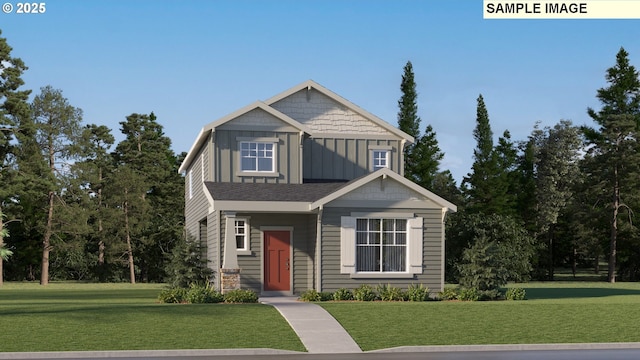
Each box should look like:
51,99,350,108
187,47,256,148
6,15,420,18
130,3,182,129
2,0,639,184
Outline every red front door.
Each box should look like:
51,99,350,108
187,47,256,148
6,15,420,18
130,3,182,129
264,230,290,291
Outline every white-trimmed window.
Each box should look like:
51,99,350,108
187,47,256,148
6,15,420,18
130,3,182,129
372,150,389,170
240,142,274,172
235,219,249,252
356,218,406,272
341,215,423,277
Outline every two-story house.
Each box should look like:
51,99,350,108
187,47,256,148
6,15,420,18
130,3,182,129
179,80,456,295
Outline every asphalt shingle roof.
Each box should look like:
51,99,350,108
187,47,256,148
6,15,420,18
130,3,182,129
204,181,348,202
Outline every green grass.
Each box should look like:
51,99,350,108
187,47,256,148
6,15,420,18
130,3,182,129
320,282,640,351
0,282,305,352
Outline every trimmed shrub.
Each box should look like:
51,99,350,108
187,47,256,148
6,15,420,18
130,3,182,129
186,283,223,304
479,289,502,301
458,287,480,301
319,291,334,301
438,287,459,301
158,287,188,303
377,283,406,301
353,284,377,301
223,289,258,303
505,287,527,300
299,289,321,302
333,288,354,301
406,284,430,302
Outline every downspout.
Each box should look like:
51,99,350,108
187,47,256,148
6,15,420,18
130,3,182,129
441,208,447,292
400,139,407,176
315,206,323,291
215,209,221,291
299,131,304,183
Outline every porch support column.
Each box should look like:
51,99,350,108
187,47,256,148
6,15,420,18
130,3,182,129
221,211,240,293
315,206,323,291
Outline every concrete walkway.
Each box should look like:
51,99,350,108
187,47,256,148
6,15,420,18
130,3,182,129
259,296,363,354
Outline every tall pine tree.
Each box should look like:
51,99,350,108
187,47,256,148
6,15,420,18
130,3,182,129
583,47,640,283
111,112,184,282
0,30,32,285
31,86,83,285
463,95,511,215
397,61,443,189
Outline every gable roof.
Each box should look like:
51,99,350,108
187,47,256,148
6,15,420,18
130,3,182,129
178,101,312,173
202,168,456,213
265,80,415,143
310,168,457,212
179,80,415,174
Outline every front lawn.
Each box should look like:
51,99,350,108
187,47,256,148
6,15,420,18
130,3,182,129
319,282,640,351
0,283,305,352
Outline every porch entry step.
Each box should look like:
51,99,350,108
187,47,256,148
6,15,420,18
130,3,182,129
260,296,363,354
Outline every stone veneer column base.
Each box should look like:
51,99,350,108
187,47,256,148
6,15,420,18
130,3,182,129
220,268,241,294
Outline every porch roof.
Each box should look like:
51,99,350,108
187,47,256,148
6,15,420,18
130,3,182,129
204,181,348,202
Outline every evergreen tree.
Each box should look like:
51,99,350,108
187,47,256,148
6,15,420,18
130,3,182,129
30,86,83,285
453,213,535,291
71,124,115,281
583,47,640,283
0,30,32,284
463,95,511,215
398,61,420,140
532,120,582,279
397,61,443,189
111,112,184,282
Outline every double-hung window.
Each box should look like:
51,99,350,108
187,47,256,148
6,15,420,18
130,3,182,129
341,215,423,277
240,142,274,172
235,219,249,252
356,218,407,272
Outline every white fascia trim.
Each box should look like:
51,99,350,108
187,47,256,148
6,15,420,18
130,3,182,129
208,101,313,136
179,128,211,173
350,273,416,279
350,211,414,218
265,80,414,144
310,168,457,212
202,183,215,213
215,200,313,213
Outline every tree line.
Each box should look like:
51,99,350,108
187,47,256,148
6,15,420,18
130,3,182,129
398,47,640,289
2,28,639,287
0,30,185,285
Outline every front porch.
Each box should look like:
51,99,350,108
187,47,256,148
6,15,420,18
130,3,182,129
218,211,319,296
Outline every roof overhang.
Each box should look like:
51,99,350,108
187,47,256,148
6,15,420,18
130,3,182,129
310,168,457,212
265,80,415,144
178,101,313,173
215,201,314,213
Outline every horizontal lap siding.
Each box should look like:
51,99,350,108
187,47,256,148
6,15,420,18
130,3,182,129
225,213,315,294
320,208,444,293
185,145,211,250
207,211,219,285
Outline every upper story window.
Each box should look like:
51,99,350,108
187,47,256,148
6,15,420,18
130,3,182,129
240,142,274,172
372,150,389,171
